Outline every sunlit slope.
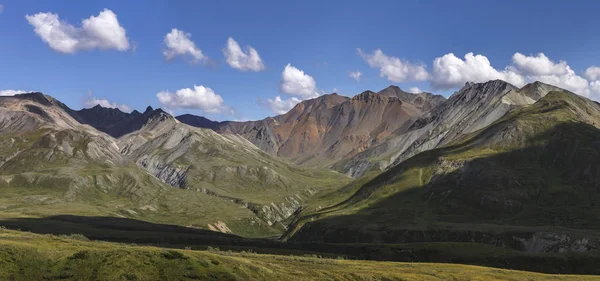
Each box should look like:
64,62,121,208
0,93,350,237
1,228,598,281
289,91,600,246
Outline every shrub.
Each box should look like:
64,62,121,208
161,250,188,260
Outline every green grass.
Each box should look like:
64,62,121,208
1,228,598,281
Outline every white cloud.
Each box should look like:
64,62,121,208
358,49,429,83
0,89,29,96
590,82,600,101
163,28,206,63
156,85,232,114
223,37,265,71
267,96,301,115
263,64,322,114
511,53,589,96
585,66,600,81
586,67,600,100
430,52,525,89
408,87,421,93
512,53,569,76
25,9,130,54
279,64,320,99
349,71,362,81
358,48,600,101
429,52,592,97
83,94,132,112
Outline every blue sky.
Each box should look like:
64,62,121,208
1,0,600,121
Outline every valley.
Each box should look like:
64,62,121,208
1,80,600,277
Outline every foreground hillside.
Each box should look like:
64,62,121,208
1,228,598,281
287,90,600,252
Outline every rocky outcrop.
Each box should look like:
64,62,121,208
335,80,570,178
185,88,434,168
137,155,189,188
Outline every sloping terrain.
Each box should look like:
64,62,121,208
181,87,444,167
71,105,166,138
0,93,279,237
118,109,350,228
0,93,349,237
333,80,567,177
287,90,600,252
377,85,446,112
3,228,599,280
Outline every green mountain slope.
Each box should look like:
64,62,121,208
287,91,600,251
118,109,351,228
0,93,350,238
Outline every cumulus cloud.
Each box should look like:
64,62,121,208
267,96,302,115
430,52,525,89
585,66,600,81
358,49,429,83
511,53,590,96
223,37,265,71
0,89,29,96
261,64,322,114
586,67,600,99
25,9,130,53
279,64,320,99
163,28,207,63
512,53,569,76
156,85,232,114
349,71,362,81
83,93,132,112
358,49,599,100
408,87,421,93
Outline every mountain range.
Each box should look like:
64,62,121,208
1,80,600,255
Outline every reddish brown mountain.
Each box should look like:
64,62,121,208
181,87,445,167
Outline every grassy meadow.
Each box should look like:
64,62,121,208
1,227,599,281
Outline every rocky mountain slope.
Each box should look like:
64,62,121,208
333,80,567,177
180,87,445,167
118,108,349,228
0,93,349,237
70,105,167,138
286,89,600,253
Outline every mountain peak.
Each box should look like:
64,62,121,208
13,92,57,107
144,106,154,113
176,114,219,130
352,91,401,104
519,81,567,101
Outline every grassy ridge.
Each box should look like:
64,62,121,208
1,228,598,281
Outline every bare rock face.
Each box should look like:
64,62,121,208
0,91,351,236
377,85,446,112
335,80,571,178
183,88,441,168
71,105,167,138
116,109,348,227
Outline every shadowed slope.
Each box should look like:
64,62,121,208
288,91,600,251
333,80,573,178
